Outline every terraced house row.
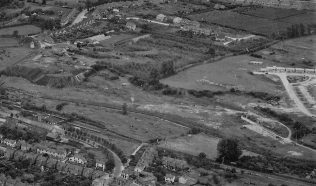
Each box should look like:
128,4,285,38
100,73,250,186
1,148,108,180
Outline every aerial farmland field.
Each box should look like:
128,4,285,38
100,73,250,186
189,10,291,36
0,25,41,36
0,37,19,47
159,134,220,160
278,12,316,25
236,7,306,20
161,55,284,94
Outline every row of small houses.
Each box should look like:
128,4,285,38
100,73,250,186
0,137,107,171
260,66,316,74
0,148,107,180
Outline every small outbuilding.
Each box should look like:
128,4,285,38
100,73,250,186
126,22,137,31
156,14,166,22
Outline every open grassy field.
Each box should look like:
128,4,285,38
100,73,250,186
278,12,316,25
0,25,41,36
0,37,19,47
236,7,306,20
159,134,220,160
161,55,284,94
189,10,291,36
61,103,189,142
257,35,316,67
0,47,33,71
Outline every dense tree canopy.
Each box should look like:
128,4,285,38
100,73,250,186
217,138,242,163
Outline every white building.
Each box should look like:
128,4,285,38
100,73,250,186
173,17,182,24
1,139,17,148
69,154,87,164
156,14,166,22
126,22,137,31
95,159,106,171
36,146,67,159
164,174,175,183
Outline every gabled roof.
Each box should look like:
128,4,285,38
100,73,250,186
71,154,87,162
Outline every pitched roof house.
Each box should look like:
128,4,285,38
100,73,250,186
95,159,106,171
1,139,17,148
164,174,175,183
19,140,32,151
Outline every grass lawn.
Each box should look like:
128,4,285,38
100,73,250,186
161,55,283,94
0,47,33,71
159,134,220,160
61,103,189,142
0,37,19,47
257,35,316,67
0,25,41,36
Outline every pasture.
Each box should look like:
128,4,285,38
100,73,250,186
278,12,316,25
0,47,33,71
0,37,19,47
189,10,291,37
0,25,41,36
159,134,220,160
236,7,305,20
257,35,316,67
62,103,189,142
161,55,283,94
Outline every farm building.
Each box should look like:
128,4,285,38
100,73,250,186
126,22,137,31
156,14,166,22
181,26,212,36
249,61,263,65
173,17,182,24
68,154,87,164
165,174,175,183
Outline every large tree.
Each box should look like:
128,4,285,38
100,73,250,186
217,138,242,163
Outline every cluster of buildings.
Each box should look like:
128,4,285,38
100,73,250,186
155,14,212,36
111,170,157,186
0,131,108,172
2,147,107,179
259,66,316,74
134,147,157,173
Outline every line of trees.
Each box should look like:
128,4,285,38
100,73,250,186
256,107,315,139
